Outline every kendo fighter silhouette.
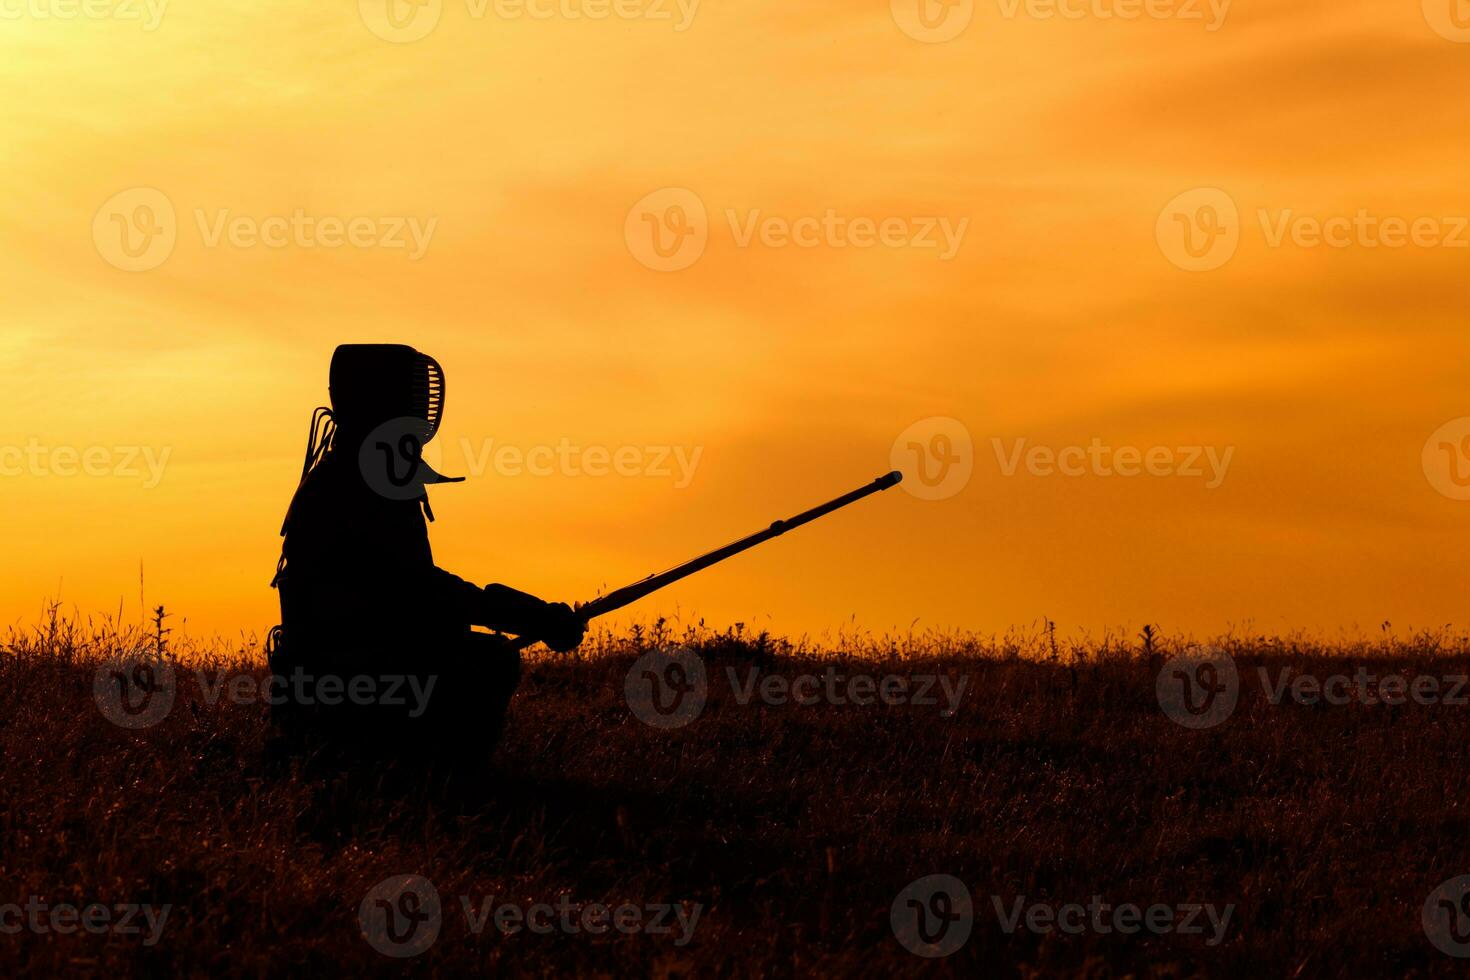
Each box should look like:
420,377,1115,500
268,344,583,769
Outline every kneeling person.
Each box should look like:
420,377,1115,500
267,344,583,769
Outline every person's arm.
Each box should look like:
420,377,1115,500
478,583,585,652
478,582,559,635
427,567,584,651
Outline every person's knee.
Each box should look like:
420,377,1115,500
462,631,522,687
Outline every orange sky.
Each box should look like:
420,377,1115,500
2,1,1468,643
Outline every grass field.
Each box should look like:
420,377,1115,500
3,612,1470,977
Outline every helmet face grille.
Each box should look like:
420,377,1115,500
420,355,445,439
330,344,446,441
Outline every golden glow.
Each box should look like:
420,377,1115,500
2,1,1467,640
